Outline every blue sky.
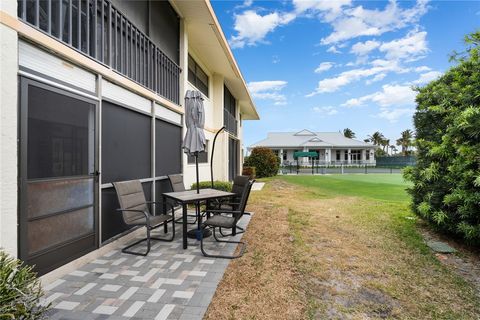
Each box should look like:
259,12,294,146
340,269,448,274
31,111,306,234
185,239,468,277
210,0,480,147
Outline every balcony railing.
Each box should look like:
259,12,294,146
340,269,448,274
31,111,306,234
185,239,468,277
224,109,237,136
18,0,181,105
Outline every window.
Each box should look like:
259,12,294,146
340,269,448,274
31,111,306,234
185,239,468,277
351,150,361,161
336,150,341,161
366,150,370,160
188,55,209,97
283,151,287,161
344,151,348,161
187,140,208,164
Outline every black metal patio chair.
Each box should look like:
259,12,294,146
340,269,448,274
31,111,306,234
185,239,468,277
167,174,197,225
200,179,254,259
207,175,251,236
113,180,175,256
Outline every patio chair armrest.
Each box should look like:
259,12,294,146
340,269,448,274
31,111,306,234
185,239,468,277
116,209,150,223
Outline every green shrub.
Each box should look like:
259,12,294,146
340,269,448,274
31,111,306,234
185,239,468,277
404,31,480,244
244,147,279,178
242,166,256,179
191,180,232,192
0,251,50,319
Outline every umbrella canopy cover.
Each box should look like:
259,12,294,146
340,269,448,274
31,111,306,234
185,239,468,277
183,90,206,155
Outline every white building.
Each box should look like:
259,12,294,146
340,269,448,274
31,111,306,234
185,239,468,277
0,0,258,275
249,130,377,166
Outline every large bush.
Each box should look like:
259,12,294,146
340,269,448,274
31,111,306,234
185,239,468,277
404,31,480,243
0,251,50,319
244,147,279,178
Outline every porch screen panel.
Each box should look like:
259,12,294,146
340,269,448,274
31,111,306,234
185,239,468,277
101,101,151,183
155,119,182,177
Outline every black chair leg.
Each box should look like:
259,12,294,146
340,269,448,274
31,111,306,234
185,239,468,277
122,219,175,256
200,227,246,259
219,225,245,237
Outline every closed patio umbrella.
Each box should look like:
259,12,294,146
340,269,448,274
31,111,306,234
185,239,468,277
183,90,206,193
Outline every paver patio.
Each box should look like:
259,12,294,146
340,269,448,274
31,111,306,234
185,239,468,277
42,214,251,320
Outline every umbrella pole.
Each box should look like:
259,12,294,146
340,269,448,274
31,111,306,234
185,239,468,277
195,152,200,193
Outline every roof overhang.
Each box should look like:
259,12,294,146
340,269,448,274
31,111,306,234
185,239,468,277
171,0,259,120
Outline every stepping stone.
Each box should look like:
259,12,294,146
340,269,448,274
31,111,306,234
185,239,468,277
426,240,456,253
252,182,265,191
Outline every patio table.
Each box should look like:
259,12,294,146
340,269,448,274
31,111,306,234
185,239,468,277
162,188,235,249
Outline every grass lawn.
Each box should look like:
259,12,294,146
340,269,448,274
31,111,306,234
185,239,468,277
205,174,480,320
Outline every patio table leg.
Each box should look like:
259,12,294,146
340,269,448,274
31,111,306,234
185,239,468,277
183,203,188,249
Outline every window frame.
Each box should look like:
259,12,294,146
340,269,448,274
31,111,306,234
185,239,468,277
188,54,209,97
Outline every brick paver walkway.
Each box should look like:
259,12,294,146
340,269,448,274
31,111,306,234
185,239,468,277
42,215,250,320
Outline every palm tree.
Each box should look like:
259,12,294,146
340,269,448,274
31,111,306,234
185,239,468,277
368,131,385,146
381,139,390,153
396,129,414,156
343,128,355,139
363,138,370,143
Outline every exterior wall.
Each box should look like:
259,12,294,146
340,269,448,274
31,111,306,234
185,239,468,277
0,0,18,257
0,0,251,264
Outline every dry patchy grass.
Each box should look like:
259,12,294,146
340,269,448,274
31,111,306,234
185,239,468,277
204,178,480,320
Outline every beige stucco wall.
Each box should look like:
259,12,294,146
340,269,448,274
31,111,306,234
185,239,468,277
0,0,18,257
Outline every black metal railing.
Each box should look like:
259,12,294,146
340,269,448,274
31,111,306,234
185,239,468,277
224,109,237,136
18,0,181,105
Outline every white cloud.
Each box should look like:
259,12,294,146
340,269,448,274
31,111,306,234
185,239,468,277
247,80,288,105
411,71,442,84
366,73,386,85
320,0,429,45
376,108,414,122
293,0,352,21
341,84,417,122
307,60,406,96
312,106,338,115
229,10,295,48
326,45,341,53
414,66,431,72
234,0,253,10
379,30,429,62
314,62,334,73
351,40,380,55
348,84,417,107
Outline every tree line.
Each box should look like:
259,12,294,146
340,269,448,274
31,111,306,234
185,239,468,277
342,128,414,156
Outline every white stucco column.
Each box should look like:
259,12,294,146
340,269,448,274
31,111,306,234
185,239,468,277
362,149,366,163
280,149,284,164
347,148,351,164
211,73,226,181
1,0,19,257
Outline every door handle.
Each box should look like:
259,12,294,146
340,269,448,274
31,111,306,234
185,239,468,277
90,170,101,176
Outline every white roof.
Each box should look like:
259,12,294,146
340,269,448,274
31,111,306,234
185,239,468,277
250,129,376,149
